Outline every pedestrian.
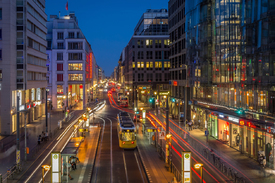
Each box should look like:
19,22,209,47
38,135,41,145
63,162,73,180
188,121,192,131
236,133,240,146
69,156,76,170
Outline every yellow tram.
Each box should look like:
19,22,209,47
117,112,137,149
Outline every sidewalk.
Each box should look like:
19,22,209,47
0,101,97,176
137,119,175,183
137,100,275,182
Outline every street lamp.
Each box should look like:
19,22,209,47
41,165,51,183
194,163,204,183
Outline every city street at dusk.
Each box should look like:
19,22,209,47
0,0,275,183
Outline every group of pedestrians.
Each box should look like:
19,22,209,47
37,131,49,144
186,120,194,131
62,156,80,180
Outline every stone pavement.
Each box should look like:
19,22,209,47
137,120,175,183
137,100,275,183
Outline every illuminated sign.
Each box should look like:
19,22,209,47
159,91,169,96
51,152,61,183
27,104,31,109
139,87,143,89
141,91,145,94
19,105,25,111
173,81,178,86
72,93,76,97
142,110,146,119
219,114,224,118
143,87,146,89
239,120,245,126
89,53,93,79
228,116,239,123
182,151,191,183
147,129,157,132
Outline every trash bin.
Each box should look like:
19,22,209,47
58,120,62,129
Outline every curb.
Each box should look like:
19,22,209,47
136,145,153,183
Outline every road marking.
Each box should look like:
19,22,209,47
107,117,113,183
94,117,106,182
134,151,145,183
122,152,129,183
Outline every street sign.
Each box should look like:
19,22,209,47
205,130,209,136
159,131,165,139
182,151,192,183
16,150,20,164
180,112,184,118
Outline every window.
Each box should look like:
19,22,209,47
150,62,153,68
155,62,162,68
155,51,162,59
57,53,63,60
77,32,80,38
155,40,161,48
0,69,2,80
57,42,64,49
28,38,33,47
68,53,82,60
0,50,2,60
0,8,2,19
0,29,2,39
164,51,169,59
141,62,144,68
146,62,149,68
57,74,63,81
146,51,153,59
137,62,140,68
57,63,63,71
132,62,135,68
137,40,144,48
57,32,64,39
68,63,83,70
68,74,83,81
164,39,170,48
68,42,83,50
57,22,64,29
68,32,74,38
57,85,63,94
137,51,144,59
146,39,153,48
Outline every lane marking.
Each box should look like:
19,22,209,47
134,151,145,183
122,151,129,183
107,117,113,183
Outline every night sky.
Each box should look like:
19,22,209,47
46,0,168,76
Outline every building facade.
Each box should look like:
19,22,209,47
123,9,170,108
46,13,96,110
168,0,189,120
174,0,275,168
0,0,47,135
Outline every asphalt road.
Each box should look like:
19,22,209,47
90,91,147,183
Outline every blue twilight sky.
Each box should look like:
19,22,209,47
46,0,169,76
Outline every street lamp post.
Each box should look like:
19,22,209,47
194,163,204,183
184,65,188,130
165,96,170,168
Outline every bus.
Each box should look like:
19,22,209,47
117,112,137,149
120,96,128,107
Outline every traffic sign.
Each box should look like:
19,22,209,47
159,131,165,139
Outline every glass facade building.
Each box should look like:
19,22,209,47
182,0,275,168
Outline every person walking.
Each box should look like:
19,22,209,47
188,121,192,131
38,135,41,145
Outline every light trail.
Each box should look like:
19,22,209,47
27,102,105,183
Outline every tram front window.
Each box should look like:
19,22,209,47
121,130,135,141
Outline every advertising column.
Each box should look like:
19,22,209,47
182,151,192,183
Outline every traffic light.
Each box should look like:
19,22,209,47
172,98,176,103
149,98,153,103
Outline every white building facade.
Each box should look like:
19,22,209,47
0,0,47,135
46,13,96,110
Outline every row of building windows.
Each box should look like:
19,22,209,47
134,51,170,60
168,0,184,16
57,74,83,81
132,61,170,68
135,39,170,48
27,72,46,81
27,20,46,40
28,37,46,53
56,52,84,60
27,3,46,26
27,54,47,67
133,73,169,82
57,31,81,40
56,63,83,71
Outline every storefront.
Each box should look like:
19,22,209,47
208,113,218,139
191,106,207,129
